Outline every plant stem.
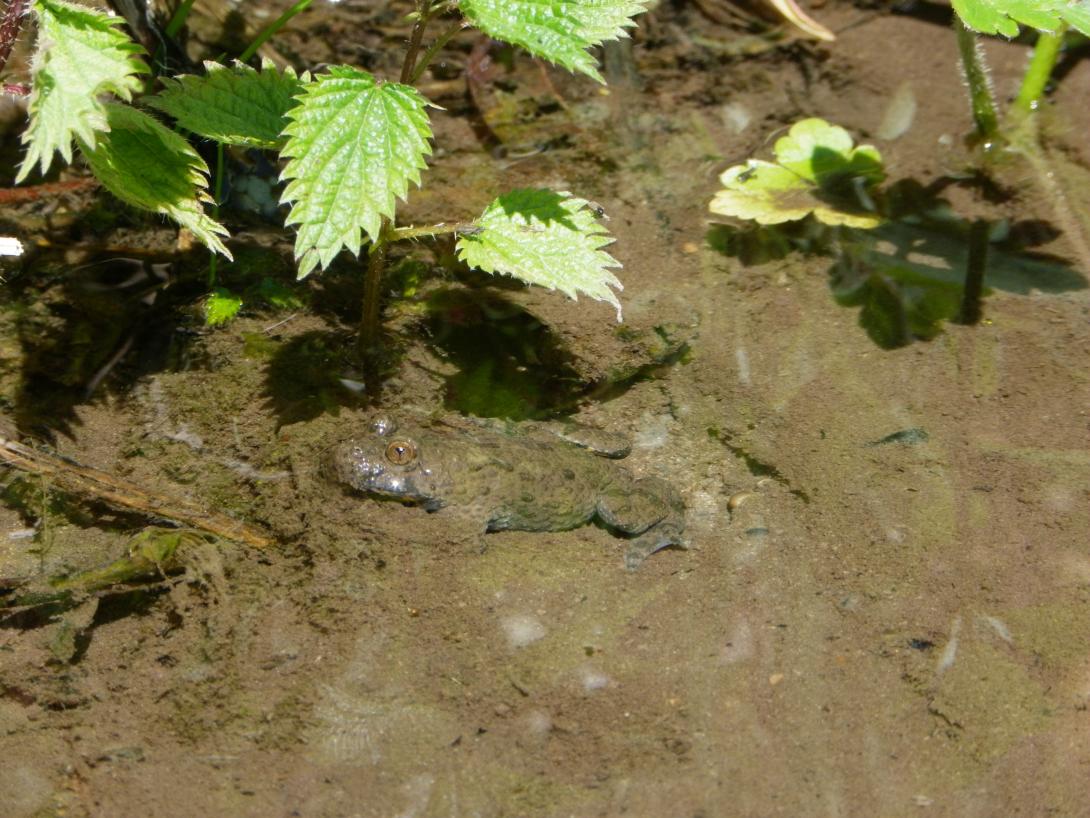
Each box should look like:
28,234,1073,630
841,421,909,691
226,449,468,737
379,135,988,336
359,238,388,358
165,0,197,38
1013,26,1066,115
953,16,1000,145
410,17,467,84
400,0,436,83
356,1,442,357
239,0,314,63
0,0,30,77
390,222,477,241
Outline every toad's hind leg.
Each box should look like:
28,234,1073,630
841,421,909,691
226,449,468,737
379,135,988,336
596,477,687,570
622,515,687,571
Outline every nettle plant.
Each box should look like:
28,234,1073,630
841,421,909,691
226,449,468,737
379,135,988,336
10,0,654,353
949,0,1090,144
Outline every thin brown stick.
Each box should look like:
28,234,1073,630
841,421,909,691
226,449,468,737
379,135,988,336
0,436,273,548
0,177,98,204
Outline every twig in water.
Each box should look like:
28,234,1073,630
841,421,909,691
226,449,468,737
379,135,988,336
0,435,273,547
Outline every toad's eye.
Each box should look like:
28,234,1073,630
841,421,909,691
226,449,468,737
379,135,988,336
384,440,416,465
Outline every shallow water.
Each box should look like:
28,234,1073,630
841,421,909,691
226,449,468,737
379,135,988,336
2,2,1090,816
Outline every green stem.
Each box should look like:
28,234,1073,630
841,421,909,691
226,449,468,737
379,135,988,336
410,18,468,84
390,222,477,241
1013,26,1066,115
354,1,441,358
5,528,193,609
165,0,197,38
240,0,315,62
953,16,1000,145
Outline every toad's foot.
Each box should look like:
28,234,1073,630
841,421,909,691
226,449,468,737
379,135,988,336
623,522,688,571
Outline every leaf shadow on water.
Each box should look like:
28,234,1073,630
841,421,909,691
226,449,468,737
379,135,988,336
262,328,367,427
422,287,585,420
421,286,691,420
5,236,305,440
832,219,1085,348
708,180,1087,349
8,252,208,441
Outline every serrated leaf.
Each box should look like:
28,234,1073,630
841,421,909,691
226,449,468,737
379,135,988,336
461,0,650,82
565,0,652,44
17,0,149,182
457,189,624,319
80,104,231,257
205,288,243,326
147,59,306,149
709,118,885,228
1062,4,1090,35
952,0,1090,37
279,67,432,277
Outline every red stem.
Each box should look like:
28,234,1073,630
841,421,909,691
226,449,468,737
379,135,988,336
0,0,31,77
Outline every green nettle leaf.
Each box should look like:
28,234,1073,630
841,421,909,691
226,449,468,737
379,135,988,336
1062,4,1090,35
80,104,231,257
457,189,624,320
205,288,244,326
709,118,885,229
279,67,433,277
952,0,1090,37
461,0,650,82
147,60,306,149
17,0,149,182
565,0,653,45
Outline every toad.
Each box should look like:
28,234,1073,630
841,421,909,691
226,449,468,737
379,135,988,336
326,416,686,569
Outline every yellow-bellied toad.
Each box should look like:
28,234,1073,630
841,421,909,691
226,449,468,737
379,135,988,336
326,416,686,569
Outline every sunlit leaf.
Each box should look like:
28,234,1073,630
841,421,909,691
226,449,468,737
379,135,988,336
457,189,624,319
279,67,433,277
205,288,243,326
952,0,1090,37
17,0,148,182
148,59,306,149
709,118,885,228
461,0,651,82
80,104,230,257
566,0,653,45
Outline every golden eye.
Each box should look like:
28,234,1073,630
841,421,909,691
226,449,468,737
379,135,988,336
384,440,416,465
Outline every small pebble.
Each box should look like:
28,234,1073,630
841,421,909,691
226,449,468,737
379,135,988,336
581,668,610,692
727,491,756,512
501,614,546,649
524,710,552,736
